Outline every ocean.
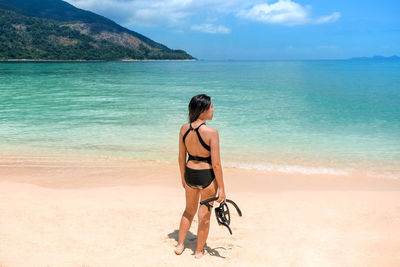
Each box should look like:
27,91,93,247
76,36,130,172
0,60,399,178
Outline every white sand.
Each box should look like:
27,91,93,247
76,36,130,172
1,153,399,266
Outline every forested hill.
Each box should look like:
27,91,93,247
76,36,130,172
0,0,194,60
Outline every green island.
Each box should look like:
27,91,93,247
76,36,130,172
0,0,194,61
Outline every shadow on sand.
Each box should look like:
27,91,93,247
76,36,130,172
168,229,227,258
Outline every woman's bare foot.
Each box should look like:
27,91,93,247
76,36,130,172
174,244,185,255
194,249,208,259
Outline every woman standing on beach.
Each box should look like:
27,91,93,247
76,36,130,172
175,94,226,259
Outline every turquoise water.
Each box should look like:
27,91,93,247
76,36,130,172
0,61,399,177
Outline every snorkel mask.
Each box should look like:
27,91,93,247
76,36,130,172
200,197,242,235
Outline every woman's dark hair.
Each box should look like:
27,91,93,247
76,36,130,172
188,94,211,123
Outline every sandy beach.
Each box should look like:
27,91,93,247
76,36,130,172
1,151,399,267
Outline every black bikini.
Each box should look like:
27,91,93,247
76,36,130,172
183,122,215,189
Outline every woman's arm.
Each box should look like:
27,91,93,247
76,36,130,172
178,125,187,188
210,130,226,202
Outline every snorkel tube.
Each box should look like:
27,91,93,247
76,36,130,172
200,197,242,235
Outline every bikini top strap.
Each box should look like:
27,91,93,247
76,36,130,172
194,122,206,130
188,153,212,164
182,123,193,144
195,123,210,151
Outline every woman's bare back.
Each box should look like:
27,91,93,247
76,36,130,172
182,122,214,170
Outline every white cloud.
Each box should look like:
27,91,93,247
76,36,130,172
237,0,310,26
237,0,340,26
191,23,231,34
315,12,341,24
65,0,195,26
65,0,247,27
65,0,340,28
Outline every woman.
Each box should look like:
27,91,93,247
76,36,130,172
175,94,226,259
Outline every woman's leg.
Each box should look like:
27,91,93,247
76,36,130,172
176,184,200,250
196,180,218,257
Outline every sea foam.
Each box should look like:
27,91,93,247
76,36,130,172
227,162,351,176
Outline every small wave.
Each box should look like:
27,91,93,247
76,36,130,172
227,162,351,175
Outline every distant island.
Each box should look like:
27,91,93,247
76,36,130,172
349,55,400,61
0,0,194,61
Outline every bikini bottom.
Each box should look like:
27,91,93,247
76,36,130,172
184,166,215,189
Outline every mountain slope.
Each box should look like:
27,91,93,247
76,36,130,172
0,0,194,60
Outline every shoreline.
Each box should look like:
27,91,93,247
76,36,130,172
0,59,197,63
2,58,399,63
1,149,400,191
1,144,398,181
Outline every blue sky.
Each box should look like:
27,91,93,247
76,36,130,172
64,0,400,60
